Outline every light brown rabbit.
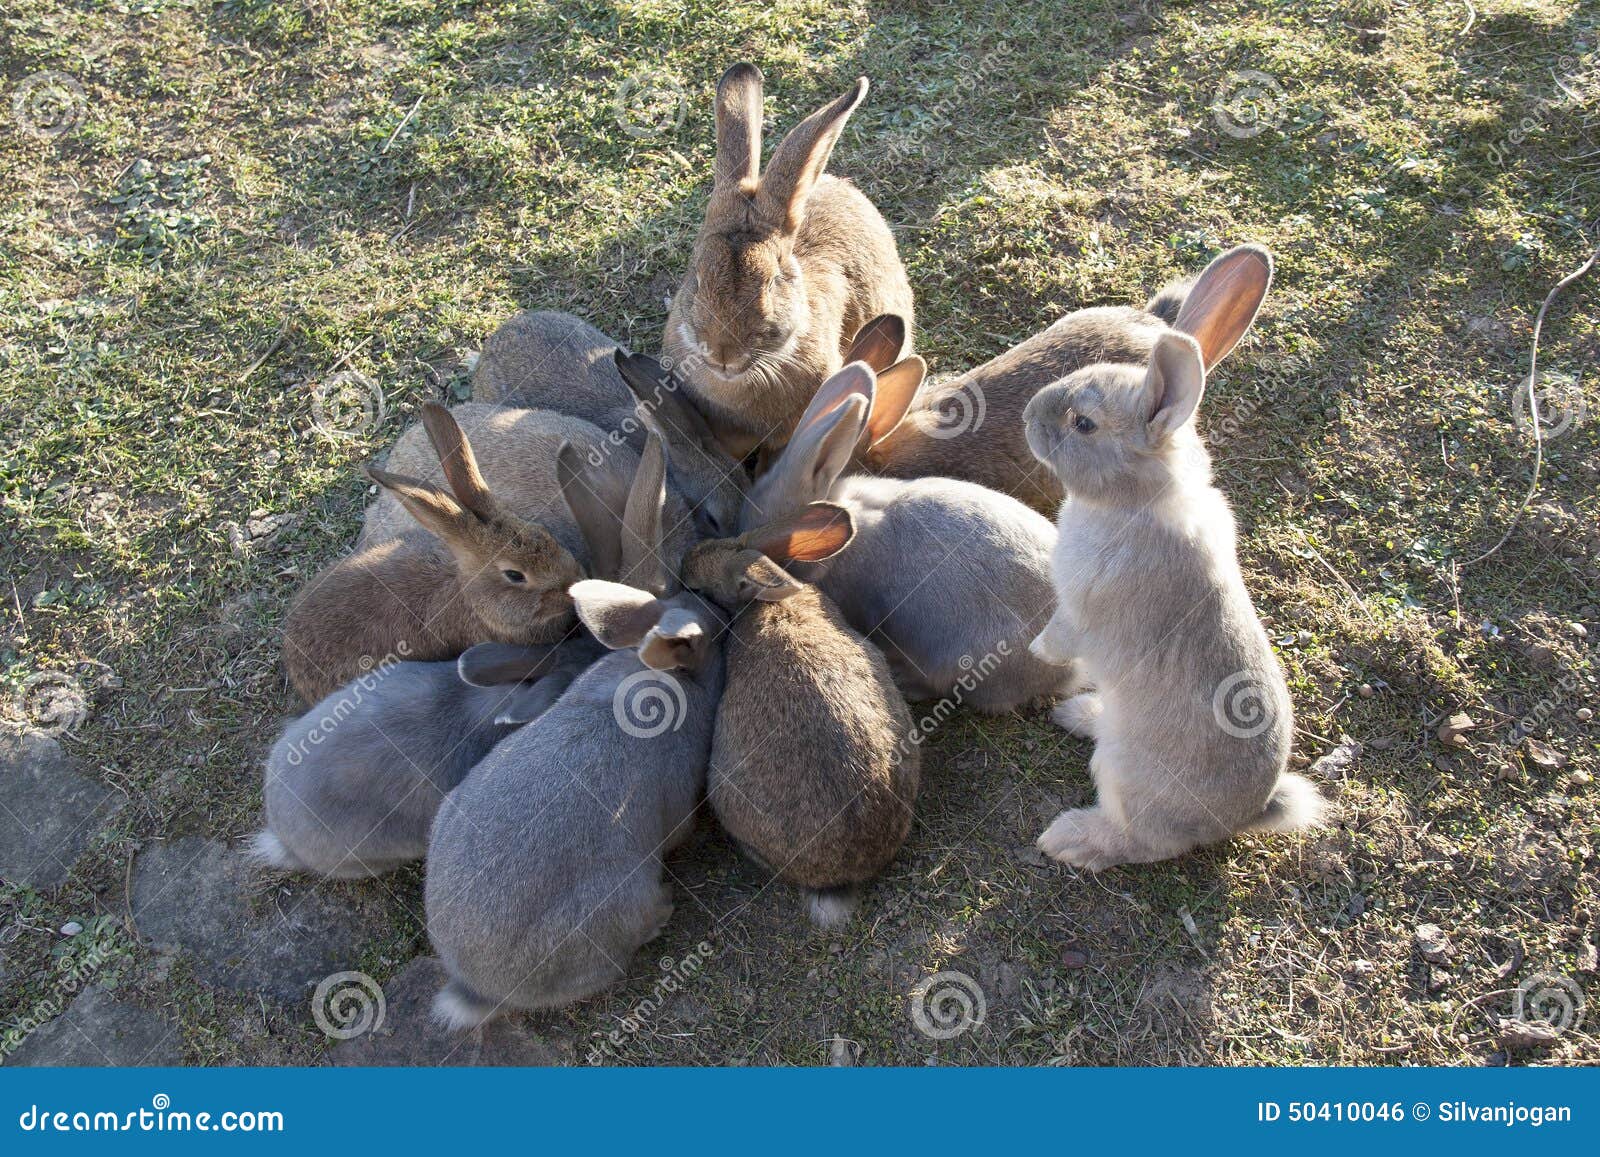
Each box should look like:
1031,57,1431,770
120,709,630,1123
858,245,1274,513
662,63,915,459
282,403,672,703
679,502,918,928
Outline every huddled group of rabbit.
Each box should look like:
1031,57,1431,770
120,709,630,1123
249,65,1327,1028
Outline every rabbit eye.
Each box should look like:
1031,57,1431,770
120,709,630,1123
501,569,527,584
1073,414,1097,434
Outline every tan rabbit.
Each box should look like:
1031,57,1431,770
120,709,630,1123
282,403,678,703
662,63,914,459
679,502,918,927
860,245,1274,513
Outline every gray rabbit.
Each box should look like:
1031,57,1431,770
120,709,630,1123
1022,246,1328,869
471,309,748,537
249,638,598,879
742,362,1068,711
424,431,725,1026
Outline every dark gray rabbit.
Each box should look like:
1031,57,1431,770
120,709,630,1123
249,638,598,879
742,362,1068,712
471,309,748,537
425,431,725,1027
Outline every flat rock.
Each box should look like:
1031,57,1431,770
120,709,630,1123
6,985,181,1067
324,957,577,1066
0,732,124,888
131,836,412,1005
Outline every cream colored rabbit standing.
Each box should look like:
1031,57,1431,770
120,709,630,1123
1022,251,1326,869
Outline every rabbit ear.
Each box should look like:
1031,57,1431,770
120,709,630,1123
458,641,567,687
639,607,706,671
759,77,868,232
620,431,670,594
866,356,925,445
1172,244,1273,368
740,555,806,603
843,314,906,373
793,360,875,438
365,465,474,543
493,671,577,725
715,62,763,188
1143,333,1206,443
420,403,497,521
747,501,855,565
570,579,665,649
557,442,627,581
615,350,724,458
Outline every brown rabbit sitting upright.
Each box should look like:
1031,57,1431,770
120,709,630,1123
679,502,919,927
282,403,673,703
662,63,915,459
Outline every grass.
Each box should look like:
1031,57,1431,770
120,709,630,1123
1,0,1597,1066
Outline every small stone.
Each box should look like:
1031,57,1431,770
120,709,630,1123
1571,770,1593,787
1577,708,1593,722
1310,740,1362,778
1296,630,1313,647
1437,712,1476,746
1350,960,1376,975
1358,683,1374,698
246,512,299,542
59,921,82,936
1570,622,1589,639
262,449,282,468
1523,739,1567,770
1498,1017,1560,1050
1060,949,1090,969
1415,922,1452,964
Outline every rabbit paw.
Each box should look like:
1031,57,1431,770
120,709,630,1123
1036,807,1123,871
1051,693,1102,738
